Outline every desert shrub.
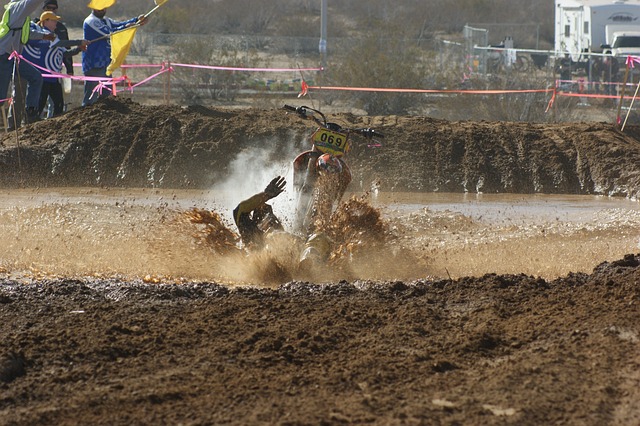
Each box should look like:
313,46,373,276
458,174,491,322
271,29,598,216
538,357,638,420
168,38,264,103
324,35,437,115
130,31,152,57
421,71,577,123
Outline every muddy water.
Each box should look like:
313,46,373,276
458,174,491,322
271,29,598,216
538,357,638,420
0,188,638,283
372,192,640,280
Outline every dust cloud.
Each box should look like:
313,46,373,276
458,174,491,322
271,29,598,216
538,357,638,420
209,137,302,227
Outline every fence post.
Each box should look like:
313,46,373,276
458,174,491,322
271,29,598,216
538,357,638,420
616,63,630,127
553,85,557,123
1,104,6,132
164,60,171,105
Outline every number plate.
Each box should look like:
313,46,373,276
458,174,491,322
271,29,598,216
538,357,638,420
311,128,349,156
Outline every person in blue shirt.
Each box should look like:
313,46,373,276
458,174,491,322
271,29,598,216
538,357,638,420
36,0,84,118
82,0,147,107
0,0,55,129
22,11,87,118
40,1,74,78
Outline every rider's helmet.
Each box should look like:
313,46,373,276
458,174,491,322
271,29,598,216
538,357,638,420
317,153,342,175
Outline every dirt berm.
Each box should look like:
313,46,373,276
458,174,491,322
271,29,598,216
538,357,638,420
1,97,640,198
1,98,640,425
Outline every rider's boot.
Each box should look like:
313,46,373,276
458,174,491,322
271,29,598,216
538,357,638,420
298,232,332,272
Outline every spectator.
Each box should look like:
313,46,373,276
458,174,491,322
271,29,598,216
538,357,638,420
39,1,72,74
555,56,573,92
22,11,87,118
590,56,603,94
603,55,620,96
38,0,82,116
82,0,147,106
0,0,54,130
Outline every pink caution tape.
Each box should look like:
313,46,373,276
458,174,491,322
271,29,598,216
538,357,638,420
626,56,640,68
170,63,323,72
300,84,553,95
130,64,173,90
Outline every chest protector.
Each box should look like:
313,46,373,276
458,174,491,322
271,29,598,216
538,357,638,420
0,3,30,44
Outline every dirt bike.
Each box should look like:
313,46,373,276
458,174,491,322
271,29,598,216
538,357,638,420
283,104,384,238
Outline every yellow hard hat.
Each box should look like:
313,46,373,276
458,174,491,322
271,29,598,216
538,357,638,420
87,0,116,10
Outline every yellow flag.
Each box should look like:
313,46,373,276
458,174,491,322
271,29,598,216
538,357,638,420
106,26,137,76
154,0,169,5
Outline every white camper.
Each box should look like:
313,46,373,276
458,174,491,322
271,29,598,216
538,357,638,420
555,0,640,60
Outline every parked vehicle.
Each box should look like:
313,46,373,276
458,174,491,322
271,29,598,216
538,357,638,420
555,0,640,61
602,24,640,57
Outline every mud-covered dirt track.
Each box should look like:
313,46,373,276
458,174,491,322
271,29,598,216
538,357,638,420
1,98,640,425
2,259,640,425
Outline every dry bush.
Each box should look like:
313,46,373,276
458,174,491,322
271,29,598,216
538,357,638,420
324,35,436,115
169,38,264,103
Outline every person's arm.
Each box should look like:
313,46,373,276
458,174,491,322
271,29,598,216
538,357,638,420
64,48,81,58
29,25,54,41
59,40,88,63
111,17,142,32
56,39,87,49
233,193,270,226
9,0,44,24
233,177,286,226
63,46,83,58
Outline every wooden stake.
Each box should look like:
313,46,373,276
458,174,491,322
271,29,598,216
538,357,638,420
1,104,7,133
616,63,630,127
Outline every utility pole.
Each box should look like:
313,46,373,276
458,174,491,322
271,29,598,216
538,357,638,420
320,0,327,69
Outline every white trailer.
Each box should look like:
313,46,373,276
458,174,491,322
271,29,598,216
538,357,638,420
555,0,640,60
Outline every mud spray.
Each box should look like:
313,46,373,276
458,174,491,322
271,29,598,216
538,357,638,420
0,187,637,286
1,160,639,285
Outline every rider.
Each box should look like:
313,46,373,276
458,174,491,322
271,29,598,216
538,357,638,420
233,176,333,268
233,176,286,250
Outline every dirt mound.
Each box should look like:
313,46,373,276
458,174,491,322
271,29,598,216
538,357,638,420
1,97,640,198
1,254,639,425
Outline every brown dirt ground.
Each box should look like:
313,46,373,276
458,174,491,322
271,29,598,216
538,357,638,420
1,98,640,425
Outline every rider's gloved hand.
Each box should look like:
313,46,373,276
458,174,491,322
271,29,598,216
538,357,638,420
264,176,286,199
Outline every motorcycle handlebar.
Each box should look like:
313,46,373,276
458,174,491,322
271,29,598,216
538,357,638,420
283,104,326,125
357,128,385,139
283,105,384,138
283,104,309,117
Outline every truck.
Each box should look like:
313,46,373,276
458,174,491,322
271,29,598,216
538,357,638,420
603,24,640,56
555,0,640,61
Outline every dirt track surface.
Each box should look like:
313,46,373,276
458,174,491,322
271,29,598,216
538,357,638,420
2,257,640,425
1,98,640,425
